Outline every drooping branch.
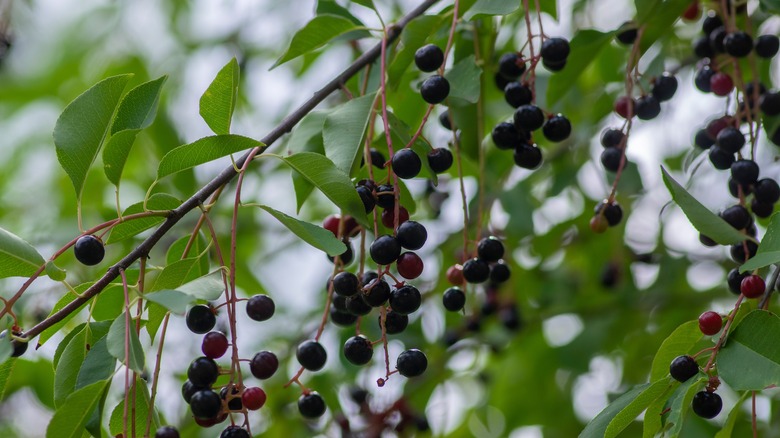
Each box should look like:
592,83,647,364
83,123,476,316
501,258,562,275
21,0,440,342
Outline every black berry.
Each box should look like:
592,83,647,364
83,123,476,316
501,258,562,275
691,391,722,419
709,26,727,53
760,92,780,116
442,287,465,311
420,75,450,104
694,66,715,92
249,350,278,379
330,307,358,326
186,305,216,334
182,380,205,404
720,205,751,230
542,114,571,142
616,22,637,45
246,294,275,322
694,129,714,149
0,330,27,358
428,148,453,173
693,36,715,58
601,147,624,172
188,356,219,387
389,285,422,315
652,73,678,101
333,271,359,296
669,355,699,382
74,235,105,266
376,184,395,209
477,237,504,261
462,258,490,283
542,57,566,72
414,44,444,72
190,389,222,419
296,340,327,371
383,310,409,334
220,426,250,438
751,199,774,218
513,144,542,169
702,13,723,34
356,185,375,213
730,240,759,263
504,82,533,108
490,261,511,283
498,52,526,79
727,268,749,294
397,221,427,250
155,426,180,438
730,159,759,186
635,95,661,120
346,294,372,316
540,37,570,63
439,110,452,130
492,122,522,149
391,149,422,179
724,31,753,57
728,177,751,198
328,239,354,265
362,275,391,307
708,147,735,170
343,335,373,365
514,104,545,131
396,349,428,377
369,148,385,168
754,35,779,58
298,392,326,418
370,235,402,265
754,178,780,204
601,129,625,148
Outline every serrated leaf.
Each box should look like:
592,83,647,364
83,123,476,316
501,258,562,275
547,30,614,106
54,74,132,200
106,193,180,244
272,14,367,69
200,58,239,135
650,320,702,381
323,93,376,174
0,226,45,279
252,204,347,256
579,383,652,438
157,134,262,179
143,290,196,315
463,0,520,20
444,55,482,105
108,383,158,436
718,310,780,390
107,313,145,373
273,152,367,224
45,260,66,282
739,213,780,272
661,167,750,245
47,380,109,438
604,379,675,438
75,336,116,390
103,76,167,186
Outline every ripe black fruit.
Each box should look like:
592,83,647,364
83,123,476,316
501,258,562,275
760,92,780,116
699,233,717,247
724,31,753,57
751,199,774,218
383,310,409,334
669,355,699,382
420,75,450,104
691,391,722,419
362,276,391,307
328,238,354,265
754,35,779,58
428,148,453,173
730,240,758,263
601,147,623,172
754,178,780,204
498,52,526,79
542,114,571,142
246,294,275,322
490,262,511,283
694,66,715,92
730,159,759,186
542,58,566,72
188,356,219,386
728,178,751,198
182,380,205,404
74,235,105,266
504,82,533,108
190,390,222,419
330,307,358,326
298,392,326,418
694,129,714,149
601,129,625,148
389,285,422,315
727,268,749,294
709,26,726,53
391,148,422,179
702,13,722,34
370,235,402,265
220,426,250,438
414,44,444,72
397,221,427,250
442,287,466,311
249,350,279,379
492,122,522,149
369,148,385,168
439,110,452,130
346,294,372,316
708,147,734,170
356,185,375,213
296,340,327,371
333,271,359,296
652,73,678,101
376,184,395,209
462,258,490,283
540,37,570,63
720,205,751,230
186,305,216,334
616,22,637,45
513,144,542,169
694,36,714,58
343,335,373,365
635,95,661,120
396,349,428,377
514,105,545,131
155,426,180,438
477,237,504,262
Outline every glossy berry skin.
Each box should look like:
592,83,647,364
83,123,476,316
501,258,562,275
542,57,566,72
741,274,765,298
343,335,373,365
694,129,714,149
692,391,722,419
542,114,571,142
652,73,678,101
333,271,359,296
514,104,545,131
462,258,490,283
182,380,205,404
755,35,780,58
250,350,279,379
600,148,623,172
728,178,751,198
708,147,735,170
220,426,250,438
754,178,780,204
428,148,453,173
492,122,522,149
694,35,714,58
720,205,751,230
376,184,395,209
414,44,444,72
155,426,180,438
635,95,661,120
188,357,219,387
439,110,452,130
709,26,727,53
477,237,504,261
202,332,229,359
74,235,105,266
710,72,734,96
396,349,428,377
296,340,327,371
614,96,635,118
595,201,623,226
186,305,216,334
242,387,267,410
298,392,326,418
724,31,753,57
730,159,759,186
540,37,570,62
420,75,450,104
397,252,424,279
389,285,422,315
498,52,526,79
601,129,625,148
369,148,385,168
760,92,780,116
716,127,745,153
504,82,533,108
751,199,772,219
669,355,699,382
694,66,715,92
330,307,358,326
730,240,758,263
702,13,722,34
361,275,391,307
490,262,511,283
246,294,275,322
383,310,409,334
616,22,637,45
356,185,375,213
328,240,354,265
442,287,466,311
514,144,543,169
698,311,723,335
391,148,422,179
370,235,402,265
381,206,409,229
190,390,222,419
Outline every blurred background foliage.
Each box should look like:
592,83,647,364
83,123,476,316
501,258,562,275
0,0,779,436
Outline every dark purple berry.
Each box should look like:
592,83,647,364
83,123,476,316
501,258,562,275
297,340,327,371
721,205,751,230
186,305,216,334
540,37,570,63
333,271,359,296
694,36,715,58
190,390,222,419
635,95,661,120
298,392,326,418
462,258,490,283
730,159,759,186
246,294,275,322
420,75,450,104
751,199,774,218
702,13,723,34
414,44,444,72
389,285,422,315
376,184,394,209
343,335,373,365
727,268,749,294
220,426,250,438
514,104,545,131
728,177,751,198
699,233,717,247
489,261,511,283
330,307,358,326
383,310,409,334
428,148,453,173
755,35,779,58
369,148,385,168
724,31,753,57
362,276,391,307
155,426,180,438
477,236,504,262
709,26,727,53
346,294,372,316
182,380,205,404
669,355,699,382
695,66,715,93
492,122,522,149
439,110,452,130
249,350,278,379
542,114,571,142
391,149,422,179
616,22,637,45
396,221,427,250
708,147,735,170
513,143,542,169
754,178,780,204
692,391,722,419
601,129,625,148
0,330,27,358
504,82,533,107
370,235,402,265
601,147,624,172
730,240,759,263
694,129,714,149
74,235,105,266
498,52,526,79
542,57,566,72
356,185,375,213
396,349,428,377
442,287,465,311
652,73,678,101
188,356,219,387
760,92,780,116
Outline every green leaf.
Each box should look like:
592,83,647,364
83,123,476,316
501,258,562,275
604,379,675,438
444,55,482,105
0,226,45,278
718,310,780,390
54,74,132,200
665,377,705,436
143,289,196,315
54,326,89,407
274,152,367,224
463,0,520,21
165,234,209,280
579,383,652,438
661,167,749,245
106,193,180,244
384,111,437,185
175,270,225,300
739,213,780,272
109,383,158,436
251,204,347,256
760,0,780,13
547,30,614,106
47,380,109,438
45,260,67,281
714,391,751,438
650,320,702,381
272,15,367,69
150,258,200,291
75,336,116,390
107,313,145,373
639,0,692,52
200,58,239,135
103,76,167,186
157,135,262,179
387,15,446,86
91,285,125,321
38,284,93,347
0,334,12,364
0,359,15,399
323,93,376,174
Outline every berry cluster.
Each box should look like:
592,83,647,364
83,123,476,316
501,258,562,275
415,44,450,104
668,355,723,419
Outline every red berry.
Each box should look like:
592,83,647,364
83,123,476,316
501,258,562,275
201,332,229,359
740,274,765,298
706,116,734,140
710,72,734,96
682,1,700,21
698,311,723,335
323,215,341,236
242,387,267,410
381,206,409,228
446,265,464,285
614,95,635,119
397,252,424,279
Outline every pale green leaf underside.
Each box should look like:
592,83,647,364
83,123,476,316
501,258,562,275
200,58,239,135
252,204,347,256
107,313,145,373
157,134,263,179
718,310,780,390
106,193,180,244
323,92,376,175
0,226,45,279
604,379,674,438
272,14,366,69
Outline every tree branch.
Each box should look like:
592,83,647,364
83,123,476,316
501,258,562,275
21,0,440,342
